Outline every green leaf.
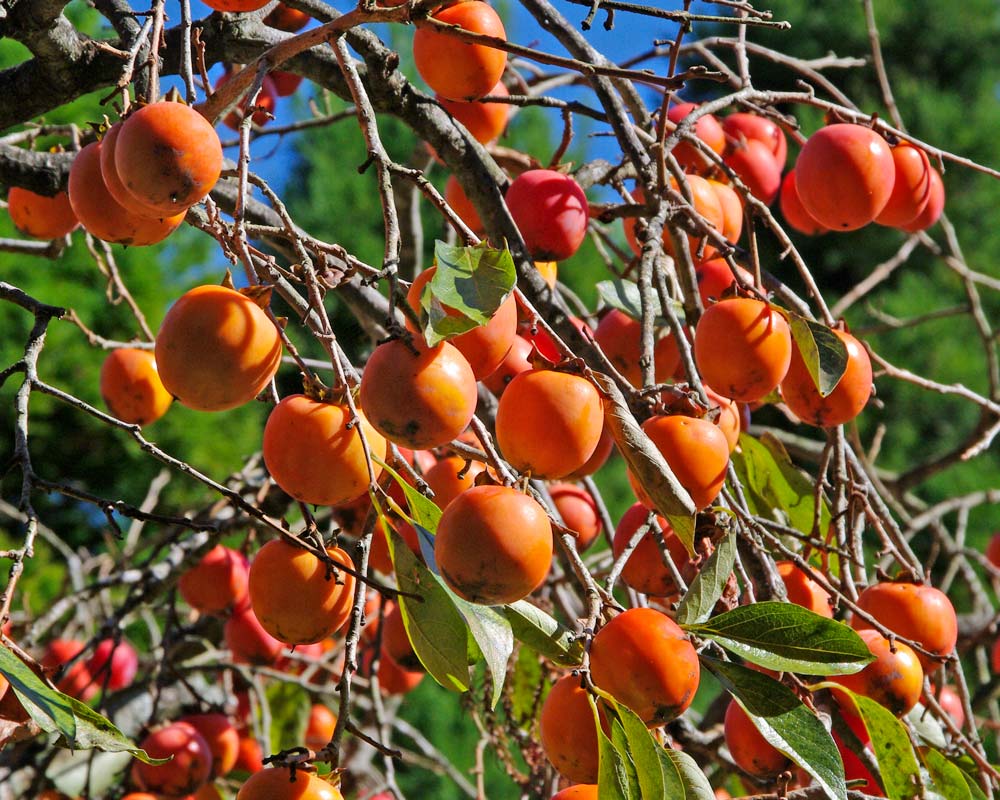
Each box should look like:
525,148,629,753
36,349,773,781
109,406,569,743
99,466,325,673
420,241,516,346
503,600,584,667
730,433,831,537
675,530,736,625
942,754,989,800
685,601,873,675
452,597,513,709
658,747,716,799
388,527,471,692
852,695,923,800
510,646,546,726
667,513,696,556
921,747,974,800
373,456,442,533
610,718,642,798
57,695,165,764
610,703,668,799
596,278,683,325
265,681,311,754
0,644,77,742
788,315,848,397
704,658,846,800
594,695,633,800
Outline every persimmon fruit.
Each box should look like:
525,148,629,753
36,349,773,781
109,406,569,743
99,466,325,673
900,166,944,232
779,170,827,236
7,186,79,239
435,484,552,605
305,704,337,751
780,328,872,427
589,607,700,727
549,482,602,552
413,1,507,101
539,675,601,783
380,602,422,672
424,454,486,510
217,72,277,131
593,308,680,388
694,258,754,306
723,138,782,205
666,103,727,172
249,540,356,645
694,297,792,403
360,338,477,449
724,699,791,778
181,713,240,777
132,721,213,797
794,123,895,231
505,169,589,261
178,545,249,614
831,629,923,716
495,369,603,479
87,638,138,691
100,348,173,426
236,768,343,800
482,334,533,396
551,788,598,800
707,178,744,244
704,386,741,452
612,502,688,597
100,121,166,217
155,284,282,412
875,143,932,228
438,79,510,143
204,0,270,9
723,112,788,171
224,605,284,665
263,2,311,31
776,560,832,617
444,174,483,234
263,394,385,507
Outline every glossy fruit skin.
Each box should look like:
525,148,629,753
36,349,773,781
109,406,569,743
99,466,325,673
612,502,687,597
631,415,730,511
263,395,386,507
781,328,872,427
360,338,477,449
549,482,602,552
68,141,184,245
305,704,337,751
779,170,826,236
565,423,614,479
900,166,944,232
704,386,741,452
435,485,553,605
625,179,724,260
179,545,249,614
724,700,791,778
506,170,589,261
41,639,95,701
875,143,932,228
834,729,884,797
99,348,173,426
181,713,240,777
937,685,965,728
483,334,533,396
236,768,343,800
438,79,509,143
87,638,138,691
381,602,421,672
444,174,483,234
707,178,744,244
204,0,270,9
375,648,425,695
496,369,603,479
593,309,680,388
551,788,598,800
723,112,788,171
132,721,213,797
539,675,601,783
776,561,832,617
100,122,165,217
263,2,311,31
249,541,356,645
7,187,79,239
794,124,895,231
218,72,277,131
413,1,507,101
424,455,486,510
155,284,282,412
406,266,517,379
852,582,958,673
589,607,700,727
832,629,923,716
224,605,284,665
694,298,792,403
694,258,754,307
723,138,782,205
115,101,223,215
666,103,727,172
519,315,589,362
270,71,304,97
234,734,264,773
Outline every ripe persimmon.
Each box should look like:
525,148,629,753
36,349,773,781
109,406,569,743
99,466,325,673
495,369,603,479
549,482,602,552
435,484,552,605
612,502,688,597
99,348,172,426
217,71,277,131
7,186,79,239
875,143,932,228
723,138,782,205
249,540,356,645
438,79,510,143
776,560,832,617
593,308,680,388
694,298,792,403
694,258,754,306
114,101,223,215
707,178,744,244
68,141,184,245
444,174,484,234
540,675,601,783
305,704,337,751
666,103,726,173
100,121,165,217
630,414,730,511
794,123,895,231
263,394,386,507
900,166,944,232
132,721,213,797
236,768,343,800
360,338,477,449
724,699,791,778
424,454,486,510
224,605,284,665
406,266,517,379
625,178,725,260
565,424,614,479
263,2,311,31
780,328,872,427
505,169,589,261
704,386,741,452
154,284,282,412
589,607,700,727
381,602,421,672
852,582,957,673
413,1,507,101
181,713,240,777
779,170,827,236
551,788,598,800
178,545,249,614
482,334,532,396
723,112,788,171
270,70,304,97
830,629,923,716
